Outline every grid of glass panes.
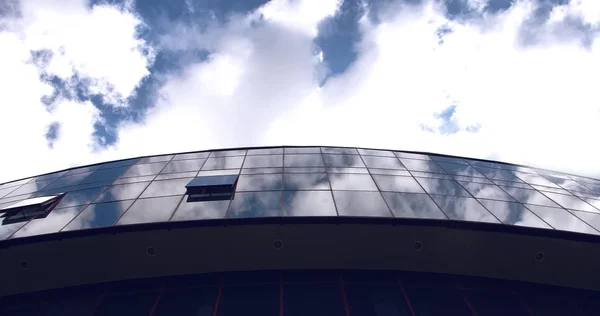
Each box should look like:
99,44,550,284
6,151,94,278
2,146,600,240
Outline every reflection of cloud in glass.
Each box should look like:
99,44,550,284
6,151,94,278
284,191,336,216
382,192,446,219
478,200,550,229
55,186,107,208
11,206,83,238
399,158,444,173
431,195,499,223
227,192,281,218
457,181,516,202
513,172,559,188
93,182,150,203
236,174,282,191
202,157,244,170
362,156,405,169
172,200,230,221
243,155,283,168
526,205,598,235
373,175,424,193
284,173,330,190
540,192,599,213
333,191,392,217
140,178,193,198
117,196,182,225
63,200,134,231
415,178,470,197
499,187,560,208
121,162,168,178
328,174,377,191
284,154,325,167
323,154,364,168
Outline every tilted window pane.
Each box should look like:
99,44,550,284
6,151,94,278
323,154,365,168
415,178,471,197
284,154,325,167
436,162,485,178
160,159,205,174
93,182,150,203
540,192,599,213
456,181,516,202
358,149,395,157
140,178,194,198
227,191,281,218
499,187,561,208
172,152,210,161
81,166,129,184
362,156,406,169
116,196,182,225
284,173,330,190
210,150,247,157
525,205,598,235
202,156,244,170
328,174,378,191
399,158,445,173
372,175,424,193
283,191,337,216
10,206,84,238
430,195,500,223
321,147,358,155
120,162,168,178
55,186,107,208
333,191,392,217
382,192,446,219
284,147,321,154
171,200,230,221
243,155,283,168
478,199,551,229
137,155,173,164
236,174,282,191
62,200,134,231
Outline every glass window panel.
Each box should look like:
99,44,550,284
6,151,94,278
394,152,430,160
326,167,369,174
0,178,32,189
409,171,452,179
362,156,406,169
217,285,279,316
492,180,531,189
472,166,522,182
152,287,217,316
284,283,346,316
160,159,205,174
93,182,150,203
456,181,516,202
499,187,561,207
517,294,580,316
429,156,468,164
415,178,471,197
99,158,138,170
55,186,107,208
202,156,244,170
529,185,571,195
526,205,598,234
1,195,58,210
284,173,330,190
404,287,471,315
73,180,113,191
478,199,551,229
137,155,173,164
140,178,194,198
462,290,530,316
333,191,392,217
0,194,32,204
41,172,93,190
94,292,160,316
283,191,337,216
501,165,538,174
323,154,365,168
373,175,424,193
113,175,157,184
369,169,412,176
328,174,378,191
3,179,54,197
116,196,181,225
236,174,282,191
198,170,240,176
452,175,494,184
247,148,283,155
120,162,168,178
0,186,16,199
399,158,445,173
358,149,395,157
227,191,281,218
81,166,129,184
284,147,321,154
430,195,500,223
585,198,600,211
10,206,84,238
0,221,28,240
243,155,283,168
540,192,599,213
241,168,283,174
570,210,600,232
172,152,210,160
382,192,446,219
346,284,413,316
285,167,326,173
554,179,593,193
210,150,247,157
436,162,485,178
154,172,197,181
62,200,134,231
284,154,325,167
31,171,67,182
171,199,230,221
514,172,560,188
321,147,358,155
64,165,101,176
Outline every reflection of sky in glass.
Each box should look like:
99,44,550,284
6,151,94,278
64,165,100,176
99,158,138,170
321,147,357,155
116,196,182,225
227,192,281,218
210,150,247,157
358,149,395,157
243,155,283,168
415,178,470,197
81,166,129,184
202,157,244,170
198,170,240,177
63,200,134,231
530,185,571,195
452,175,493,184
430,156,467,165
540,192,599,213
382,192,446,219
409,172,452,179
373,175,424,193
140,178,193,198
526,205,598,235
113,175,157,184
161,159,205,174
472,166,522,182
31,171,67,183
570,210,600,232
172,152,210,160
362,156,406,170
513,172,559,188
137,155,173,164
323,154,365,168
236,174,282,191
431,195,499,223
395,152,430,160
284,147,321,154
399,159,444,173
284,173,330,190
0,222,28,240
241,168,283,174
499,187,560,208
55,186,107,208
478,199,551,229
11,206,83,238
286,167,326,173
326,168,369,174
284,191,337,216
247,148,283,155
3,179,55,197
284,155,325,167
42,172,94,191
328,174,378,191
456,181,516,202
93,182,150,203
333,191,392,217
436,162,485,178
370,169,412,176
171,200,230,221
121,162,168,178
492,180,531,189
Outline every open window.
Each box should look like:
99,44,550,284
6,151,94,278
185,175,239,202
0,194,63,225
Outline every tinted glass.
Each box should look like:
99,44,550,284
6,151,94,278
81,166,129,184
73,180,113,191
472,166,522,182
283,191,337,216
198,170,240,177
63,200,134,231
399,159,445,173
121,162,168,178
171,199,230,221
42,172,94,190
0,222,29,240
99,158,138,169
247,148,283,155
372,175,424,193
161,159,205,174
358,149,395,157
241,168,283,174
10,206,83,238
140,178,193,198
217,285,279,316
333,191,392,217
570,210,600,232
395,152,430,160
55,186,107,208
540,192,599,213
93,182,150,203
202,157,244,170
210,150,247,157
500,187,561,207
526,205,598,234
285,167,327,173
431,195,500,223
284,283,346,316
94,292,159,316
3,179,54,197
362,156,406,169
492,180,531,189
456,181,516,202
284,154,325,167
369,169,412,176
409,171,452,179
137,155,173,163
452,175,494,184
382,192,446,219
346,284,412,316
153,287,217,316
236,174,282,191
321,147,357,155
227,191,281,218
243,155,283,168
478,199,551,229
63,165,101,176
415,178,470,197
172,152,210,160
530,185,572,195
462,290,530,316
112,175,156,184
117,196,182,225
323,154,365,168
436,162,485,178
326,167,369,174
284,147,321,154
284,173,330,190
328,174,378,191
405,287,471,315
31,171,67,182
429,156,468,164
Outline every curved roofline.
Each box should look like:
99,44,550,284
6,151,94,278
2,145,598,186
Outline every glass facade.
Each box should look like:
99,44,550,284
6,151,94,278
2,146,600,240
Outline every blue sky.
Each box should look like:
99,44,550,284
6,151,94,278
0,0,599,183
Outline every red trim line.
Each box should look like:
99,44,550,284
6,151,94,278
459,289,478,316
89,293,105,316
340,277,351,316
397,279,416,316
148,288,165,316
212,277,225,316
513,293,534,316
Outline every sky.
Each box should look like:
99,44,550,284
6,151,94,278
0,0,599,183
